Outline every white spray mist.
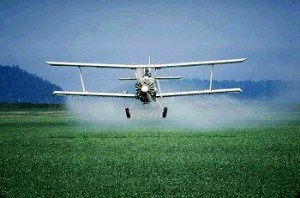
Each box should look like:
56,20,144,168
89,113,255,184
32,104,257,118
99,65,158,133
65,95,285,130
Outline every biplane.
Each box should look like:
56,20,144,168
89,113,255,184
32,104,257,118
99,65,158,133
46,57,247,118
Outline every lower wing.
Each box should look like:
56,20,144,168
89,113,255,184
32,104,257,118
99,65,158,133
157,88,242,98
53,88,241,98
53,91,136,98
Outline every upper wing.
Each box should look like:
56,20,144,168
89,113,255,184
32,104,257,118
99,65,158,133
45,58,247,69
53,91,136,98
46,61,141,69
151,58,247,69
157,88,242,98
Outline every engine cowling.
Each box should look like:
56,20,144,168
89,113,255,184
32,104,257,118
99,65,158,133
135,77,156,103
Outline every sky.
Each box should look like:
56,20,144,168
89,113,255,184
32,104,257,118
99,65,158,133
0,0,299,91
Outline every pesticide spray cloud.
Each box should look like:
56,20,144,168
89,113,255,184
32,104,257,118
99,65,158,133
164,96,266,129
66,97,128,124
65,95,290,130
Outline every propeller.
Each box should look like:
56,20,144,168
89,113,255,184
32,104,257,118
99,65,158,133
135,77,156,103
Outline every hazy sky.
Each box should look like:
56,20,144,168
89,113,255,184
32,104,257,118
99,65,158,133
1,0,299,91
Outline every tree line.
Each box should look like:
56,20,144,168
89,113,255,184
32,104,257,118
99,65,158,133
0,65,64,103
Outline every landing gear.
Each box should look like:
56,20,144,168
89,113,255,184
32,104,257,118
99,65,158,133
156,99,167,118
125,108,130,119
125,99,167,119
162,107,168,118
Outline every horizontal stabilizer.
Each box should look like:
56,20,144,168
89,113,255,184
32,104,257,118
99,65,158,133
157,88,242,98
53,91,136,98
118,77,137,80
155,76,182,80
118,76,182,80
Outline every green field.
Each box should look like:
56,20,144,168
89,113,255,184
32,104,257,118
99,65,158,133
0,106,299,197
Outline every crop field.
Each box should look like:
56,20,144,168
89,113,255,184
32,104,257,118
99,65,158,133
0,104,299,197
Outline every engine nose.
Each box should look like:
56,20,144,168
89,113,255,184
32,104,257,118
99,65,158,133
141,85,149,93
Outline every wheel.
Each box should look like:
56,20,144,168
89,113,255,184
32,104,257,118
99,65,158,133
162,107,168,118
125,108,131,119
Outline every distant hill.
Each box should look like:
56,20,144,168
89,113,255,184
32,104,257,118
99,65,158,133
0,65,64,103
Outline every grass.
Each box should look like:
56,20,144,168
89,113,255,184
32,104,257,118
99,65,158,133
0,110,299,197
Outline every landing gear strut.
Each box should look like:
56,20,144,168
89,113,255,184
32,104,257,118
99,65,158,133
162,107,168,118
125,108,130,119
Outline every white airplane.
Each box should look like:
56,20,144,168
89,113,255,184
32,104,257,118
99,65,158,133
45,57,247,118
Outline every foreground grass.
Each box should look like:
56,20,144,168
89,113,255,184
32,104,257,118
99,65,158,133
0,113,299,197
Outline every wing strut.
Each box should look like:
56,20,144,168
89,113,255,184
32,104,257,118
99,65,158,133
78,67,86,92
209,65,214,90
154,68,162,98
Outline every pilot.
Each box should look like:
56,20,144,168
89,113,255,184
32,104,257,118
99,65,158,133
144,68,151,77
